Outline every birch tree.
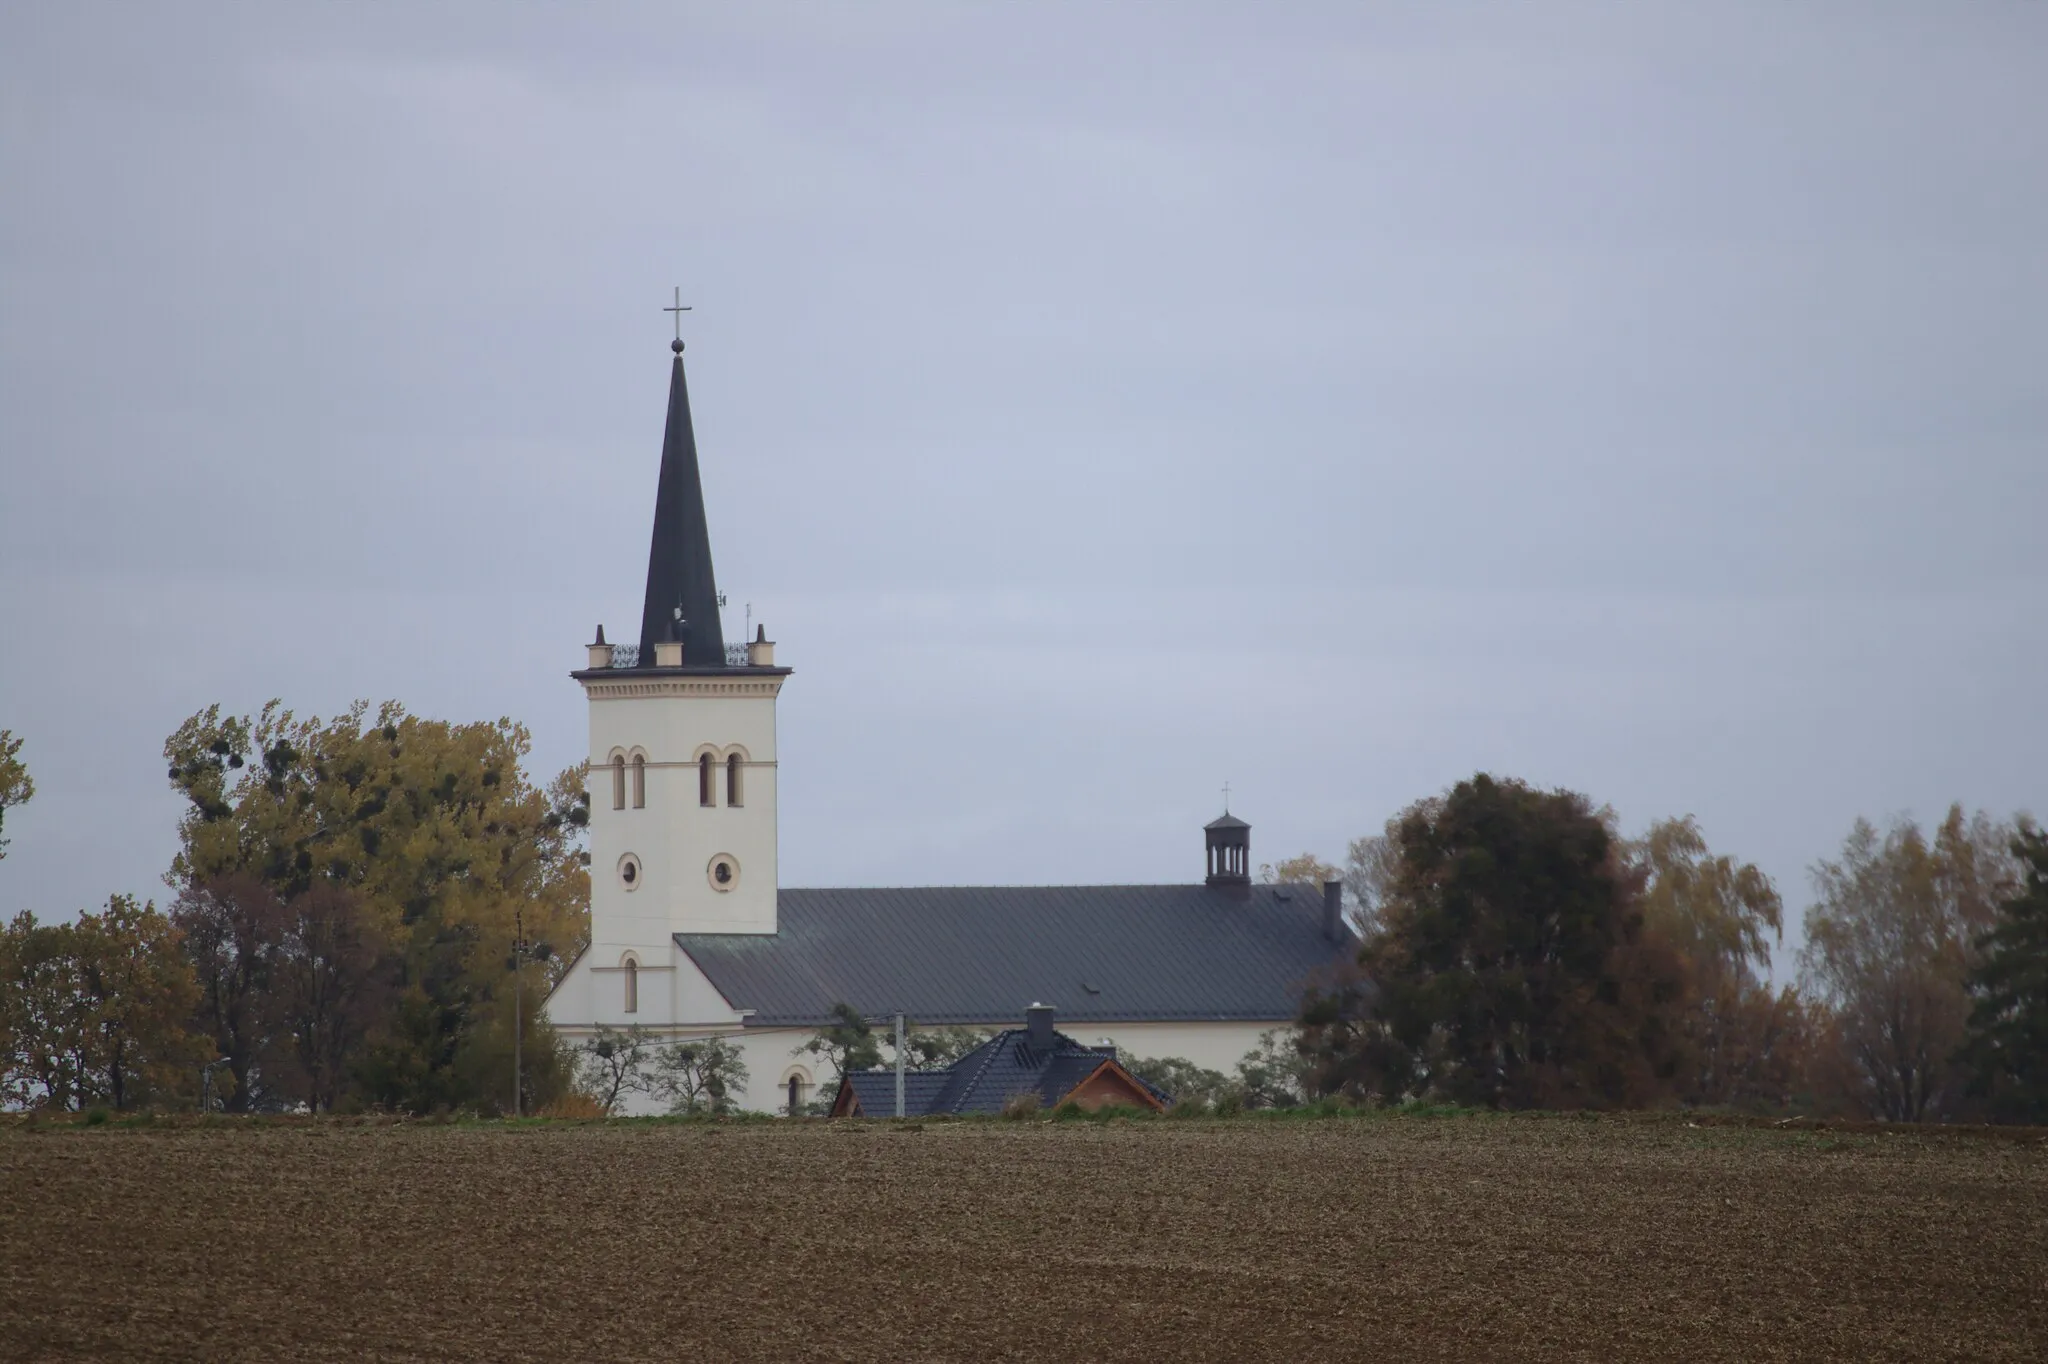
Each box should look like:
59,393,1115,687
1799,807,2021,1121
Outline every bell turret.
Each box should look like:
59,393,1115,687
1204,812,1250,890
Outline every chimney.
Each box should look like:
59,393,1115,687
747,623,775,667
653,616,685,668
1323,879,1345,943
587,624,615,670
1025,1002,1055,1049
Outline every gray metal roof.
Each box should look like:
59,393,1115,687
839,1028,1173,1116
675,883,1351,1027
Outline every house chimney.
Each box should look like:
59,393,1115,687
1025,1002,1055,1049
587,624,615,670
1323,879,1345,943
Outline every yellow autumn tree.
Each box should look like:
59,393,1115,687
163,700,589,1112
1625,816,1811,1110
1799,806,2023,1121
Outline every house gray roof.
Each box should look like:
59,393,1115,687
839,1027,1172,1117
674,883,1351,1028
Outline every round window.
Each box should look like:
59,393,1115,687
618,853,642,891
707,854,739,893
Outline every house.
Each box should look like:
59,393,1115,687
543,328,1355,1113
830,1006,1168,1117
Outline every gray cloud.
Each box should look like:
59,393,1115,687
4,3,2042,976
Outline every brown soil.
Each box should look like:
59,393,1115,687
2,1115,2044,1362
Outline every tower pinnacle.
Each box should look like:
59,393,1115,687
636,328,725,669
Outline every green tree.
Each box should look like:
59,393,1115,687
1799,806,2021,1121
899,1026,990,1069
651,1035,750,1115
1304,774,1688,1110
1341,799,1443,944
1,911,87,1108
1125,1055,1233,1110
798,1002,887,1082
266,885,393,1112
161,700,590,1112
170,875,285,1110
576,1024,654,1115
0,729,32,860
0,900,204,1110
1234,1028,1310,1109
1962,824,2048,1123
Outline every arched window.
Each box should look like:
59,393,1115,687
787,1075,800,1114
631,753,646,809
611,755,626,810
726,753,743,807
699,753,715,807
623,958,638,1014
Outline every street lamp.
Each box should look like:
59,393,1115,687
200,1057,229,1113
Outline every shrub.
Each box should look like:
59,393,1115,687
538,1092,604,1120
1000,1092,1042,1120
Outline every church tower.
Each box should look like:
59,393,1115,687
573,335,791,967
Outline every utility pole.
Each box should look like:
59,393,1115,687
894,1012,906,1118
509,914,554,1119
513,905,524,1119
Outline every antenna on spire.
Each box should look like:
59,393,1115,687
663,286,691,352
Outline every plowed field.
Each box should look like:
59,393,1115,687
2,1115,2044,1362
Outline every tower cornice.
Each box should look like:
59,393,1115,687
574,671,790,700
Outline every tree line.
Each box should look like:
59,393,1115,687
1,707,591,1114
1269,774,2047,1123
3,718,2042,1122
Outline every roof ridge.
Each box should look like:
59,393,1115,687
778,882,1274,892
939,1028,1020,1114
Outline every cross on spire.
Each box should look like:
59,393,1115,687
663,287,691,343
1222,780,1231,813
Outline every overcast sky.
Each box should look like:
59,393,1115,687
3,3,2043,974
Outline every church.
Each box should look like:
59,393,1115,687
543,332,1353,1114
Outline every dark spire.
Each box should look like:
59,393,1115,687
638,341,727,669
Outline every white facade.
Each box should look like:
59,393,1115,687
581,667,786,948
549,796,1290,1113
543,641,800,1109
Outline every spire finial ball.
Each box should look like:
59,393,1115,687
671,338,685,354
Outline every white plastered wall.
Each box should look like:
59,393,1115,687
582,674,785,963
545,1005,1285,1116
1067,1021,1281,1076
